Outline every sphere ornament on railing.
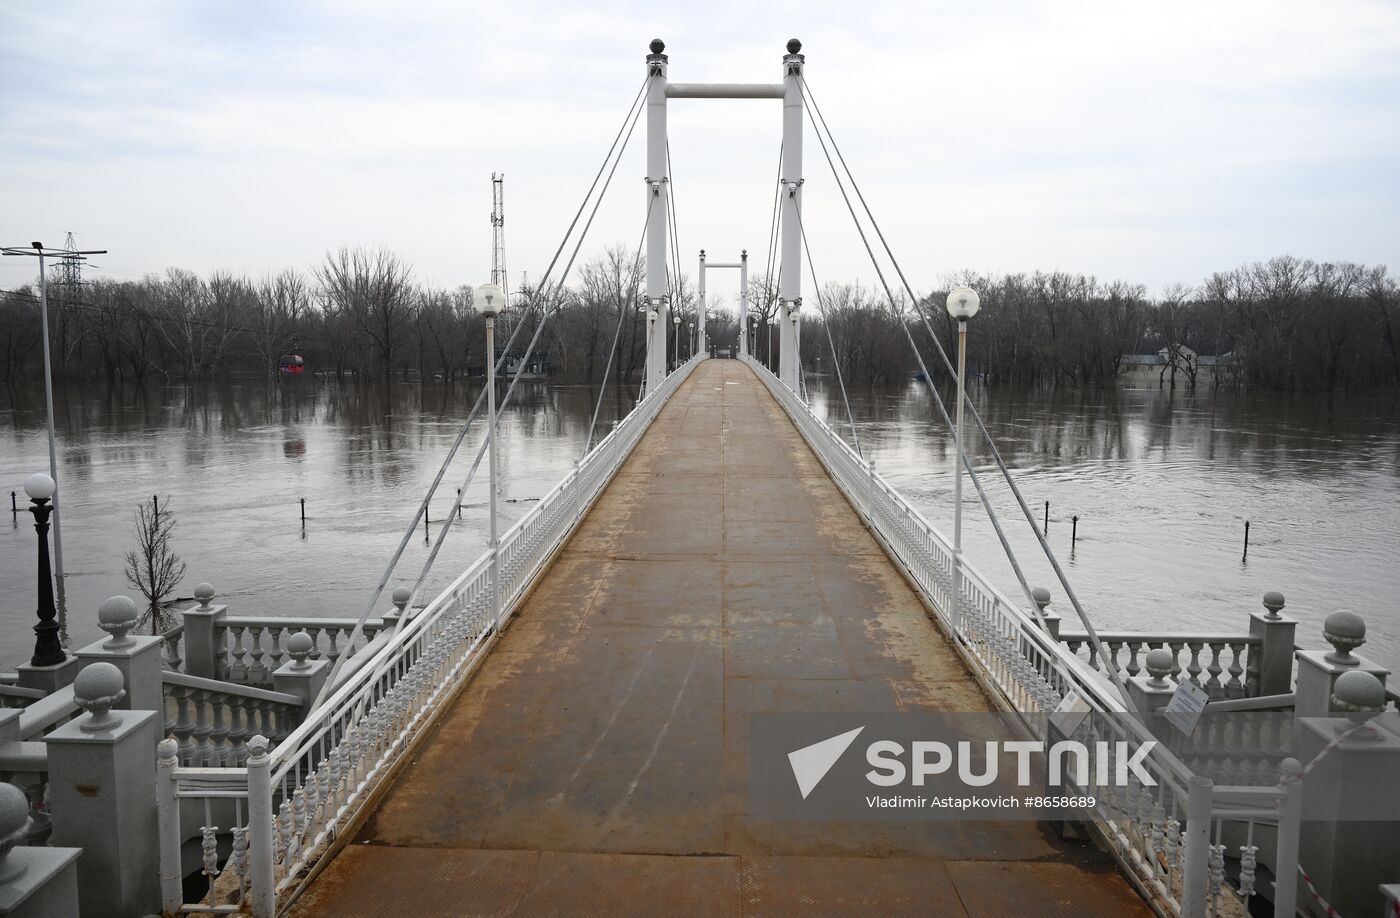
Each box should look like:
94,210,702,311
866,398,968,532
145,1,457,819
1322,609,1366,666
1332,669,1386,739
99,594,139,649
392,587,412,618
288,632,315,670
1145,648,1176,688
1261,590,1286,619
74,661,126,732
0,782,32,883
194,582,216,610
22,472,55,501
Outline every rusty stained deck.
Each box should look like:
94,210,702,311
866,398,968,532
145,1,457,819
292,360,1150,917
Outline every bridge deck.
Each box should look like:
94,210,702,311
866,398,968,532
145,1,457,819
293,360,1148,917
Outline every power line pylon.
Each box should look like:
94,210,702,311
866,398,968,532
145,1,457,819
490,173,508,303
50,233,86,374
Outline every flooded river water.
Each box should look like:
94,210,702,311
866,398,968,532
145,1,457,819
2,365,1397,671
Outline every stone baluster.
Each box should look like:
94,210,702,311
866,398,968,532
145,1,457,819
1225,641,1247,698
181,583,227,680
1204,643,1225,696
76,594,165,713
0,782,81,918
168,684,197,764
267,627,286,671
45,663,160,918
248,628,267,685
210,692,232,767
191,688,214,766
229,625,249,682
162,629,184,672
227,695,249,765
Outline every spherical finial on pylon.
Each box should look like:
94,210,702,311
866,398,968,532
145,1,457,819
650,39,665,54
786,38,802,55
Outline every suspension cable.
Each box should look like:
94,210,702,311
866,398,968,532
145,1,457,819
585,196,654,453
316,77,649,705
408,79,647,602
793,204,862,456
797,82,1061,654
799,76,1132,709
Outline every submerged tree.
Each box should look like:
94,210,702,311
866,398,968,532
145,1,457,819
123,496,187,635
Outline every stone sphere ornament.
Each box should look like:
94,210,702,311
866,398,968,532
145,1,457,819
98,595,139,649
74,662,126,733
1322,609,1366,666
0,782,32,883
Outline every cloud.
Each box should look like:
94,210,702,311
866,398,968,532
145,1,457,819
2,0,1397,297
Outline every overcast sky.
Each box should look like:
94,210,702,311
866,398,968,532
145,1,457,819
2,0,1398,305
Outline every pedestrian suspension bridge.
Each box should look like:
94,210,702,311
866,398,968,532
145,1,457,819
133,38,1351,918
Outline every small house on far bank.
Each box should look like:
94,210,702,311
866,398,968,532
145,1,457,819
1119,345,1240,389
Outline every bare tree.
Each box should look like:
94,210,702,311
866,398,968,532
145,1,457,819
123,496,188,635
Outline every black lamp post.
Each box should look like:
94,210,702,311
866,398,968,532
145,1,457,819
24,473,65,667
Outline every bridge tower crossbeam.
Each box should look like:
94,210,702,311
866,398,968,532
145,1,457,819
644,38,804,392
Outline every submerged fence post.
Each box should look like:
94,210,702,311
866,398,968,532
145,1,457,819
1071,515,1079,549
1242,520,1250,561
1043,500,1049,533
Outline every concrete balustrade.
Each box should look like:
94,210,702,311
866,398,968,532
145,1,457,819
0,783,80,918
1295,609,1391,717
44,662,160,918
75,595,164,713
1296,670,1400,918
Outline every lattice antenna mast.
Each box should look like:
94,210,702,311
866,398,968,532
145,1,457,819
490,173,508,303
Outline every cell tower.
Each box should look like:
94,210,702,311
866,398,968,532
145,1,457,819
489,173,508,303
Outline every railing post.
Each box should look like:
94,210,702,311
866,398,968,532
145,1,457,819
1295,610,1390,717
0,782,81,918
45,663,161,918
1180,774,1213,918
246,735,275,918
273,632,330,715
75,594,165,712
1273,758,1302,918
156,738,184,914
1247,591,1297,696
181,583,228,680
1295,672,1399,918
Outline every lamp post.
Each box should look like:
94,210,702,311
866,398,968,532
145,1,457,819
945,285,981,634
646,306,659,394
23,473,65,667
688,321,695,358
475,282,507,624
1,242,104,605
671,313,680,370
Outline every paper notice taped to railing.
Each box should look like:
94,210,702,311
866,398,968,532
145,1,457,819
1164,681,1210,735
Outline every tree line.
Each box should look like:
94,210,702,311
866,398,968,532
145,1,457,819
2,249,1395,390
787,256,1399,390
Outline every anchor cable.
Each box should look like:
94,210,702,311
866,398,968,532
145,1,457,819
584,195,655,454
318,76,649,705
793,202,862,457
799,75,1133,709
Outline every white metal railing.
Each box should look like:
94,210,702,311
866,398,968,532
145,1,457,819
742,355,1300,918
156,355,703,917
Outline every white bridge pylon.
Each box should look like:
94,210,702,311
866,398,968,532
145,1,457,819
645,38,804,392
698,249,748,358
